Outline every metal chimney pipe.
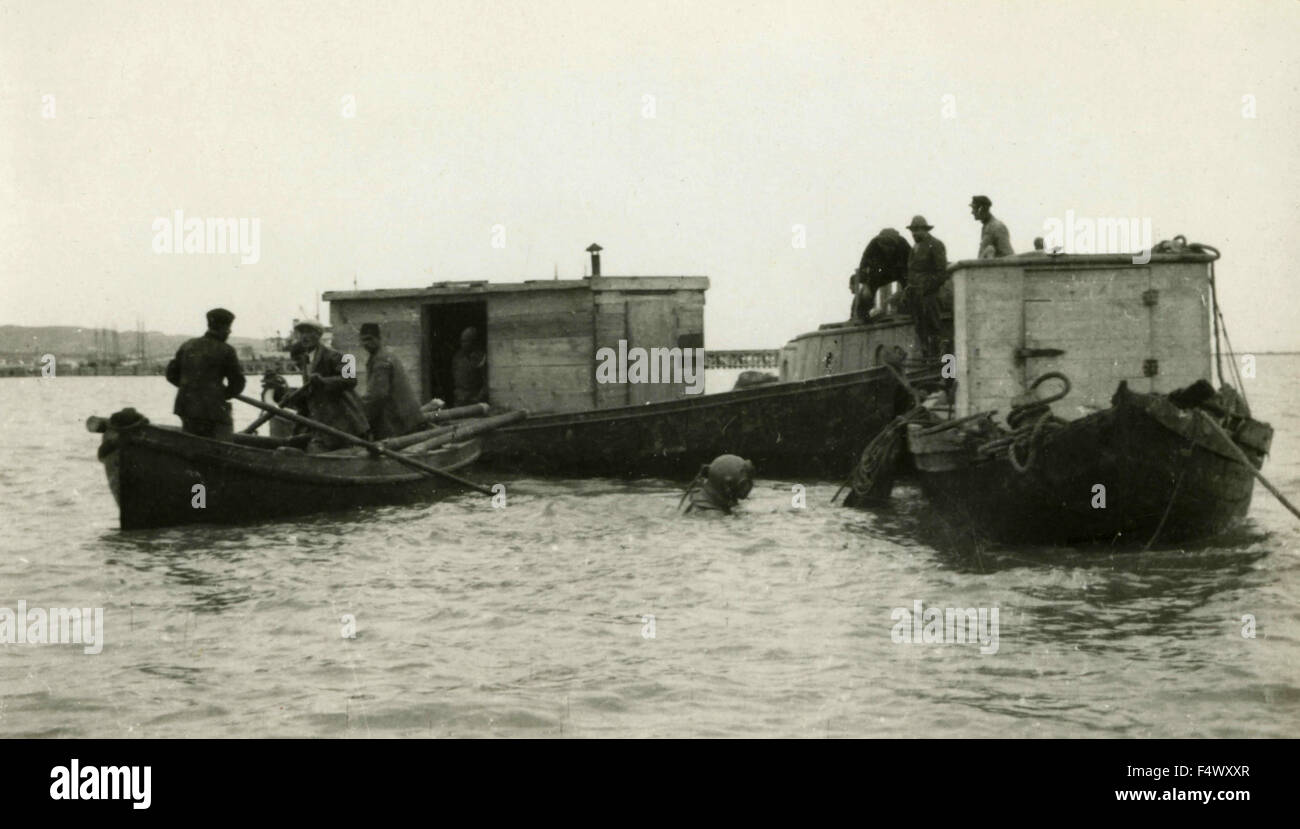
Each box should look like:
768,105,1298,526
586,243,603,277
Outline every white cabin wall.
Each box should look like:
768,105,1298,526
954,259,1213,421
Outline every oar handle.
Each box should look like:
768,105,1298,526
234,394,494,496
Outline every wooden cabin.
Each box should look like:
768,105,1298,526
322,276,707,415
949,251,1215,420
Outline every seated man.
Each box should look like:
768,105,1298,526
359,323,424,440
292,319,371,452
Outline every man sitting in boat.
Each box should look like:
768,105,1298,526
292,319,372,451
905,215,949,358
849,227,911,322
451,326,487,406
970,195,1014,258
358,322,424,440
164,307,246,441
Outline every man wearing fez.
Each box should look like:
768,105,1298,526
359,323,424,440
971,195,1014,258
451,326,487,406
292,319,371,451
905,215,949,359
165,307,246,441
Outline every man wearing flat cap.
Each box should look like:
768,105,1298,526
165,308,246,441
905,216,949,358
359,323,424,440
291,319,371,451
970,195,1014,259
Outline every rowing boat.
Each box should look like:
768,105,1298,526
87,409,481,529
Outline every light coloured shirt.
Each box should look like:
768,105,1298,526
979,216,1014,258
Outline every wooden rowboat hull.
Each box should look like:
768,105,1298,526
906,384,1272,545
94,417,481,530
480,367,914,479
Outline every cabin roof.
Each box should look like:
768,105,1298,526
948,251,1216,271
324,275,709,302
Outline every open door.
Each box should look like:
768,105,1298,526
422,301,488,405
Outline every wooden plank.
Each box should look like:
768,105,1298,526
493,335,593,366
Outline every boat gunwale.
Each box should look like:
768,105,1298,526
496,365,916,430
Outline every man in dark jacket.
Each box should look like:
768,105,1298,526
165,308,246,440
850,227,912,321
292,319,371,452
359,323,424,440
905,215,949,358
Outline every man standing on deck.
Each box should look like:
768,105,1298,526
165,307,245,441
292,319,371,451
359,323,424,440
451,326,487,406
971,195,1014,258
905,216,949,358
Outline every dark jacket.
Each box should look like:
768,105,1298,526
907,236,949,293
364,347,424,439
451,348,487,406
301,345,370,438
856,228,912,295
165,332,246,424
852,228,913,319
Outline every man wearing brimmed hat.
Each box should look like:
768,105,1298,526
164,308,246,440
970,195,1013,258
904,216,949,358
358,323,424,439
291,318,370,451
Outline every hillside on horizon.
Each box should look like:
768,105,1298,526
0,325,270,361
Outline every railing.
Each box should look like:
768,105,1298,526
704,350,781,369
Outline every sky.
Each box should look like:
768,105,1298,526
2,0,1298,349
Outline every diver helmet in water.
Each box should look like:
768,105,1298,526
684,454,756,514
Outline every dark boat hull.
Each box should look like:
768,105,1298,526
908,385,1271,545
96,420,481,530
481,367,912,479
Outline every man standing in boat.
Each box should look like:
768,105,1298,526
292,319,371,451
165,307,246,441
970,195,1014,258
358,322,424,439
904,215,949,358
451,326,487,406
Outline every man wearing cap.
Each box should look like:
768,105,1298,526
904,216,949,358
358,323,424,440
165,308,246,441
971,195,1014,258
292,319,371,451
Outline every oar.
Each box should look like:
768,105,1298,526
1196,410,1300,522
242,384,308,434
234,393,494,496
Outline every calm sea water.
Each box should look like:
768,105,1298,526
1,363,1297,738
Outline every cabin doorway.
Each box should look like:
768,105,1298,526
422,301,487,405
